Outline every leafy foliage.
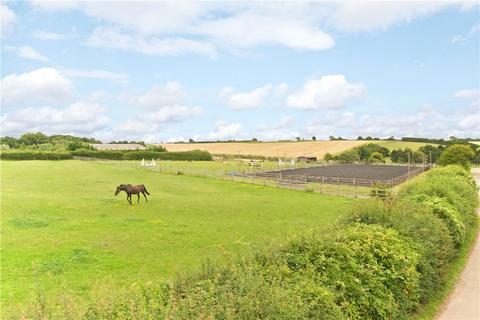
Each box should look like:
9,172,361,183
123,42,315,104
438,144,475,169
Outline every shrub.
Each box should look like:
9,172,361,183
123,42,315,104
336,149,360,163
0,151,72,160
409,195,465,247
282,223,420,319
346,200,455,302
438,144,475,169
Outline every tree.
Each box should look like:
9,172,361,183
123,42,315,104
0,136,20,149
312,136,317,141
438,144,475,169
323,153,334,162
328,136,335,140
337,149,360,163
19,132,48,145
189,138,195,143
296,137,301,141
252,138,258,142
369,152,385,163
357,136,364,140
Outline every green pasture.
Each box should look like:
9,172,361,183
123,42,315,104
1,160,354,312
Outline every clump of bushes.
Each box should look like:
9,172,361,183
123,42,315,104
0,151,73,160
1,149,213,161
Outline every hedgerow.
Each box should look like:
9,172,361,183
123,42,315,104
1,149,213,161
0,151,73,160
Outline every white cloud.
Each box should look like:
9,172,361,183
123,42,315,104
451,35,467,44
458,114,479,130
454,88,480,100
197,11,334,50
148,105,202,123
6,45,49,62
0,101,109,136
329,2,452,32
1,67,74,105
62,68,129,86
220,83,289,109
220,84,273,109
303,108,478,139
209,121,244,140
86,27,217,57
1,3,17,36
255,116,297,140
32,30,67,40
136,82,188,109
39,2,335,55
286,74,366,109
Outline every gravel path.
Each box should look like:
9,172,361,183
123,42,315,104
437,168,480,320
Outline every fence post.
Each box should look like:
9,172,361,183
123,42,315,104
337,177,339,196
354,178,357,198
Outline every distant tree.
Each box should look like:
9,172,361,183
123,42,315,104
357,136,364,140
0,136,20,149
337,149,360,163
438,144,475,169
296,137,301,141
147,145,166,152
328,136,335,140
418,144,443,163
252,138,258,142
189,138,195,143
365,136,373,140
312,136,317,141
323,153,334,162
66,141,92,151
386,136,396,141
369,152,385,163
19,132,48,146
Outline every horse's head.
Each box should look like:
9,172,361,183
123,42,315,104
115,185,123,196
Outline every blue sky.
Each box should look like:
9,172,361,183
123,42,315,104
1,1,479,142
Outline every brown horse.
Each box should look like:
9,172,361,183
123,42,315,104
115,184,150,204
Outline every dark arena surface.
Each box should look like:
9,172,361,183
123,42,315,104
267,164,424,181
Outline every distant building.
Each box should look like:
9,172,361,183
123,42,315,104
297,156,317,163
90,143,147,151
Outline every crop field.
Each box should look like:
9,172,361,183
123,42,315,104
0,160,355,313
160,140,366,158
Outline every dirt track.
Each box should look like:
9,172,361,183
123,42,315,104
437,168,480,320
267,164,423,180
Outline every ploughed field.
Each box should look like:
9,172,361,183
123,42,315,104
0,160,354,312
260,164,425,186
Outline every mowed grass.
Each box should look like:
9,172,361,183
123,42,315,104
1,160,354,311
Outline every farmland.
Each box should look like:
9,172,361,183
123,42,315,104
375,140,439,151
0,160,354,313
160,140,367,158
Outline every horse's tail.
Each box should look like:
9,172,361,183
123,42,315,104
142,185,150,195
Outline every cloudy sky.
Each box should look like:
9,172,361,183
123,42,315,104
1,1,479,142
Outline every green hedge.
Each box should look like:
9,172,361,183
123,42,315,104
0,151,73,160
1,149,213,161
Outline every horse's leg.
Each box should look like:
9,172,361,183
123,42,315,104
142,191,148,202
137,193,140,203
127,193,132,205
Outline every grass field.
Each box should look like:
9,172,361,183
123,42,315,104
1,160,354,313
160,140,366,158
